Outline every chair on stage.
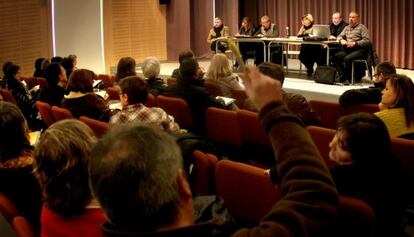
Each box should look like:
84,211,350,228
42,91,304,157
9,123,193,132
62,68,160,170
51,106,74,121
351,42,379,84
79,116,111,138
35,101,56,127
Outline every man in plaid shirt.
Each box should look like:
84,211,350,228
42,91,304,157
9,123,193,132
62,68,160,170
110,76,181,133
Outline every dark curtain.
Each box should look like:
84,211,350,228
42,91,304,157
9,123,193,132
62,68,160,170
239,0,414,69
166,0,191,61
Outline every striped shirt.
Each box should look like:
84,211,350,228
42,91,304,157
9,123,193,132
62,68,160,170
338,23,370,47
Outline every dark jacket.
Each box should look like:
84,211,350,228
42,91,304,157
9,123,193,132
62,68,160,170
101,101,339,237
338,82,383,107
329,21,348,37
37,85,66,106
162,76,225,134
61,93,110,122
146,77,167,96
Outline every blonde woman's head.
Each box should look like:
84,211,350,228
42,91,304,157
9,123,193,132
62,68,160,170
206,53,232,81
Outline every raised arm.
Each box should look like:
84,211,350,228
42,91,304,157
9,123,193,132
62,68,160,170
234,66,338,237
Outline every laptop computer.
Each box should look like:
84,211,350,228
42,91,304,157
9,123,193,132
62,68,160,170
312,25,330,38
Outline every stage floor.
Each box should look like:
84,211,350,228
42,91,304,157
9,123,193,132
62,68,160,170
152,59,414,103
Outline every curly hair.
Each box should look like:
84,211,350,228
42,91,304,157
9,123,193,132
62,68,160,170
34,119,97,217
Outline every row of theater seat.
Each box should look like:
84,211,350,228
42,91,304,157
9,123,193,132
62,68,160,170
0,193,35,237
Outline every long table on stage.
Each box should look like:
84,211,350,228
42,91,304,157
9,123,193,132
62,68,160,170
215,36,339,73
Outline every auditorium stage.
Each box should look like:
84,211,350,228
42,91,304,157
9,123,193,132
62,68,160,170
154,59,414,103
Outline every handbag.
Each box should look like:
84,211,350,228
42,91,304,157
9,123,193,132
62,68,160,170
313,66,339,85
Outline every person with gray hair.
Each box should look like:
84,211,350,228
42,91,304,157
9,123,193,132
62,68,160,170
142,57,166,95
89,65,338,236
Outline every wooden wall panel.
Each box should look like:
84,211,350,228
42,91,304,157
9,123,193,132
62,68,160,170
0,0,52,76
104,0,167,74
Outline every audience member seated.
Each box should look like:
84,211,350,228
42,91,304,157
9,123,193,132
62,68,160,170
37,62,67,106
162,57,226,134
171,50,205,84
254,15,280,65
205,53,244,97
61,69,110,121
68,54,78,70
0,61,13,87
207,17,229,53
115,57,136,82
61,57,75,79
375,74,414,137
33,57,46,77
88,65,338,236
142,57,167,95
258,62,320,126
339,62,396,107
234,17,256,66
51,56,63,64
33,119,106,237
1,63,39,126
0,102,42,233
110,75,181,133
297,14,325,76
328,113,405,237
332,11,370,83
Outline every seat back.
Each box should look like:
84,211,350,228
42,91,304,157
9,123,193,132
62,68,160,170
79,116,111,138
231,89,248,109
0,89,16,104
97,74,114,88
166,77,177,86
0,193,18,224
336,196,375,237
35,77,48,89
391,137,414,200
51,106,74,121
144,93,156,107
306,126,337,168
106,86,120,100
12,216,35,237
35,101,56,127
205,107,240,145
215,160,282,222
309,100,345,129
192,150,218,196
237,109,271,146
204,81,222,97
155,95,196,131
344,103,379,115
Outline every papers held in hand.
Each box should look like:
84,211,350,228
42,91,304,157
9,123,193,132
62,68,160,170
216,96,236,106
29,131,41,145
